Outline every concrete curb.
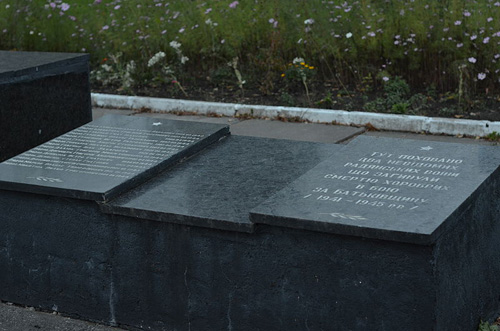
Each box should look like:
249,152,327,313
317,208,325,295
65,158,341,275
91,93,500,137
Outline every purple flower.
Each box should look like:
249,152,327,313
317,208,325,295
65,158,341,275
114,5,120,10
468,57,477,63
205,8,212,14
229,1,239,8
463,10,471,17
49,2,56,9
487,17,494,22
478,72,486,80
382,76,389,82
483,37,490,44
454,20,461,25
61,3,70,11
102,25,109,30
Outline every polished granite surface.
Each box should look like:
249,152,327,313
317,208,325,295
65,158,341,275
0,115,228,201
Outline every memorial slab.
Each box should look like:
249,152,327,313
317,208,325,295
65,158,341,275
251,135,500,244
101,135,340,232
0,115,228,201
0,51,92,162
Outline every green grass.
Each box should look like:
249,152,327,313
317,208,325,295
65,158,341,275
1,0,500,97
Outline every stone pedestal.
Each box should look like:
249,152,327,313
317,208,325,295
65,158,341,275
0,51,92,162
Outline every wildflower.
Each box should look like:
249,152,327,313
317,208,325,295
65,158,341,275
463,10,471,17
346,32,352,38
478,72,486,80
205,8,212,14
457,43,463,48
49,2,56,9
382,77,389,82
102,25,109,30
471,35,477,40
61,3,70,11
293,57,304,64
229,1,239,8
281,73,285,77
161,30,167,35
180,56,189,64
169,40,181,49
114,5,120,10
179,27,185,33
488,17,494,22
148,51,166,67
304,18,315,25
454,21,461,26
468,57,477,63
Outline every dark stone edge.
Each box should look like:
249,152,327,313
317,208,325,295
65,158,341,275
101,126,230,202
99,203,254,233
0,53,89,85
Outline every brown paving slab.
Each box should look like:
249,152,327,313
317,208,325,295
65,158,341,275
230,119,365,143
92,108,135,120
130,111,240,125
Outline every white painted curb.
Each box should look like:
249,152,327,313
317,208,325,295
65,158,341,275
91,93,500,137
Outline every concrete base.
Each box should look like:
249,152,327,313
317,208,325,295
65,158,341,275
1,180,499,330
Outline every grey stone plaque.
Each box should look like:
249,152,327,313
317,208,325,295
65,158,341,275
251,136,500,244
0,115,228,201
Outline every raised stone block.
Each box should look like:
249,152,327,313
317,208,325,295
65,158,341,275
251,135,500,329
0,115,229,201
1,124,499,330
0,51,92,162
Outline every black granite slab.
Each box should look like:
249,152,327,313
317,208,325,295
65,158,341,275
0,51,92,161
101,136,341,232
0,51,89,83
0,115,228,201
251,135,500,244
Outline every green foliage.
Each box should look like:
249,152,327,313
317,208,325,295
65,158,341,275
364,76,419,114
478,320,499,331
280,92,295,107
2,0,500,96
485,131,500,141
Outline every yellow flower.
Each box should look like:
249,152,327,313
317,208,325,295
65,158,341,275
300,62,305,66
309,66,315,69
281,73,285,77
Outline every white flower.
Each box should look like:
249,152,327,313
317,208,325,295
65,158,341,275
478,72,486,80
147,51,166,67
468,57,477,63
180,56,189,64
293,57,305,64
169,41,181,50
304,18,315,25
346,32,352,38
